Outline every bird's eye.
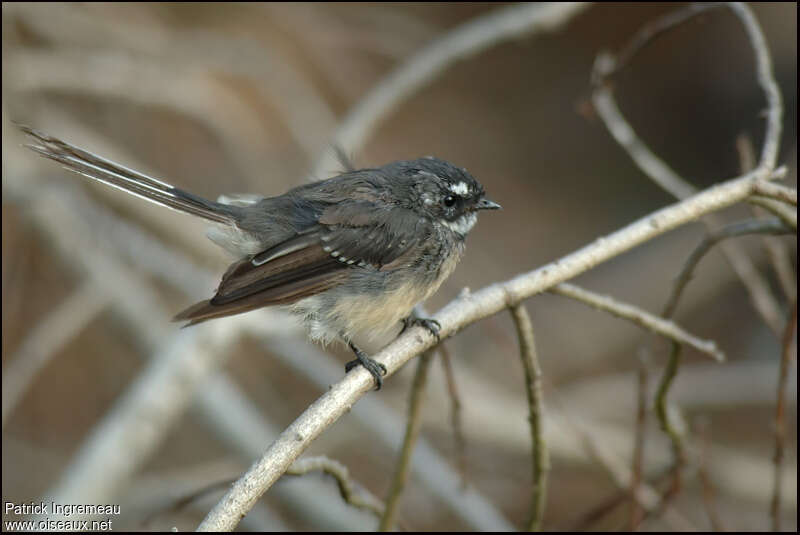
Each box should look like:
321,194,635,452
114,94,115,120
443,195,456,207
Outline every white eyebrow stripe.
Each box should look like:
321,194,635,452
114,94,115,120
449,182,470,196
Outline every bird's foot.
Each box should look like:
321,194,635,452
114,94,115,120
400,315,441,341
346,341,387,390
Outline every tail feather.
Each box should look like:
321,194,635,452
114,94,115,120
18,124,237,225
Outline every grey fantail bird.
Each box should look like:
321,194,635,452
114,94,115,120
19,125,500,389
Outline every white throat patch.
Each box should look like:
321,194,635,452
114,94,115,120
442,212,478,236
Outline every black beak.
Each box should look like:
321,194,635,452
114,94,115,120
476,197,501,211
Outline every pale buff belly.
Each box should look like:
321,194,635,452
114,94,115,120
290,243,463,345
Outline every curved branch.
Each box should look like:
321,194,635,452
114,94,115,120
286,456,385,518
662,217,793,318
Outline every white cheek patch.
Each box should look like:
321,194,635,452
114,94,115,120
442,212,478,236
449,181,470,196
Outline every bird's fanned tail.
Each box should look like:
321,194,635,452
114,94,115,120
18,123,238,225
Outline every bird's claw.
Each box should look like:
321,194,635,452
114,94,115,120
401,316,441,341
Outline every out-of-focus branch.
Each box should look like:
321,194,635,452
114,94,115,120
771,300,797,531
550,283,725,362
1,282,110,427
593,81,789,333
6,50,275,185
649,217,792,519
753,181,797,206
662,218,793,319
695,418,725,532
509,305,549,532
746,196,797,230
549,398,696,531
311,2,589,177
438,342,467,487
725,3,783,171
379,351,435,531
198,166,778,530
286,456,385,518
738,134,797,301
653,343,687,502
593,3,783,172
628,351,650,530
591,2,789,336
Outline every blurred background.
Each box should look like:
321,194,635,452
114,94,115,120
2,2,796,531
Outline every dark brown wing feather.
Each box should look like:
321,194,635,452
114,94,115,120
174,232,349,325
174,197,430,325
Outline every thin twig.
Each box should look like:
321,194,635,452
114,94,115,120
662,218,794,319
726,3,783,171
739,134,797,301
379,350,435,531
746,196,797,230
753,181,798,206
550,282,725,362
591,2,788,336
770,300,797,531
592,77,788,333
287,456,385,518
594,2,782,172
593,3,719,87
569,468,675,532
438,342,468,488
653,342,688,504
628,351,650,530
549,398,696,531
509,304,549,532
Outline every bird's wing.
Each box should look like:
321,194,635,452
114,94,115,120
174,202,427,325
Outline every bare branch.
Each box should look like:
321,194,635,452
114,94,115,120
509,305,549,532
1,282,109,427
379,350,435,531
771,300,797,531
550,283,725,362
752,181,798,206
726,3,783,171
593,2,783,173
739,134,797,301
653,342,688,501
549,398,696,531
747,196,797,230
591,4,789,337
628,351,650,530
438,342,468,488
662,218,794,319
286,456,385,518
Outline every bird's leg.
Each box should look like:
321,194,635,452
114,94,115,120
345,340,387,390
400,312,441,342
